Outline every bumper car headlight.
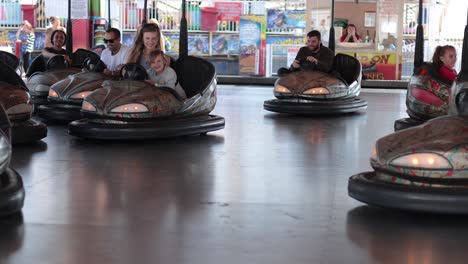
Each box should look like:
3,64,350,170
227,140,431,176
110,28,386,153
303,87,330,95
82,101,97,112
274,85,291,93
110,104,149,113
70,91,93,99
390,153,452,169
48,89,59,98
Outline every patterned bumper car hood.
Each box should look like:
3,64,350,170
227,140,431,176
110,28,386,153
51,71,109,99
275,71,345,94
375,115,468,163
84,80,182,118
27,69,82,92
406,75,451,119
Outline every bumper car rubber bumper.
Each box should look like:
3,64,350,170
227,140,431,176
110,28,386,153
0,168,25,217
36,104,82,123
11,119,47,144
348,171,468,214
263,98,367,114
68,114,225,140
31,95,49,108
394,117,426,131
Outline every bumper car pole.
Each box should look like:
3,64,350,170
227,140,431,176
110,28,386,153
329,0,335,52
180,0,188,59
413,0,424,72
66,0,73,52
142,0,148,25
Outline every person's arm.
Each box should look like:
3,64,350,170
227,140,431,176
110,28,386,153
316,48,334,73
15,28,21,41
164,69,177,89
42,47,56,59
292,47,306,68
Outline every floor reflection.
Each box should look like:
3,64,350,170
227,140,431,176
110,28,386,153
346,206,468,264
0,213,24,260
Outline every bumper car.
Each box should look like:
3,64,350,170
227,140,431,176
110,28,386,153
349,12,468,213
0,50,20,75
394,1,452,131
26,49,100,107
348,16,468,213
36,57,110,122
0,60,47,144
263,53,367,114
393,63,452,131
0,104,25,216
68,58,225,139
68,1,224,140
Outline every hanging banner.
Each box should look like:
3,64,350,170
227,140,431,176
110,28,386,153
45,0,67,18
215,2,242,22
71,0,88,19
239,15,266,76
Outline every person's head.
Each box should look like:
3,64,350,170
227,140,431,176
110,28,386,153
148,18,160,26
346,24,357,35
51,30,66,49
104,28,122,52
148,50,166,73
433,45,457,69
49,16,61,28
306,30,321,51
138,23,161,50
21,20,33,33
127,23,162,64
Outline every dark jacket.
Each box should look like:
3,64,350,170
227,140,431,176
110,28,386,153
293,45,334,73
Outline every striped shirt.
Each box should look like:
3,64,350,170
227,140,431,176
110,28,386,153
25,32,35,53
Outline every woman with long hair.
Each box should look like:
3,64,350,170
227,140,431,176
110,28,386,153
126,23,169,70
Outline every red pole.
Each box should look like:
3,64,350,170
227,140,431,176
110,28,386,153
15,41,21,59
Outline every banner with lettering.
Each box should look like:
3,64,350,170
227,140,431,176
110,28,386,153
339,52,402,80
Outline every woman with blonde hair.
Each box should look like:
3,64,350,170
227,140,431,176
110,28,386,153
127,23,168,70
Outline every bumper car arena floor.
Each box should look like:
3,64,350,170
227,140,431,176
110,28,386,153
5,85,468,264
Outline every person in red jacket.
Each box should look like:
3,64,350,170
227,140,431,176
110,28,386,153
340,24,361,43
432,45,458,82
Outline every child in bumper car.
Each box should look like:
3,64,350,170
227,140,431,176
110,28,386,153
146,50,186,99
432,45,458,82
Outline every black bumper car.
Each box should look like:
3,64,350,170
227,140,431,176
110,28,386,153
0,61,47,144
0,105,25,216
0,50,21,75
26,49,100,107
36,57,110,123
264,54,367,114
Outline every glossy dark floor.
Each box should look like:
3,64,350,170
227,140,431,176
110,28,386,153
3,86,468,264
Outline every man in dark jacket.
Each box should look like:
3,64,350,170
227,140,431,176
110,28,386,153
278,30,334,76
